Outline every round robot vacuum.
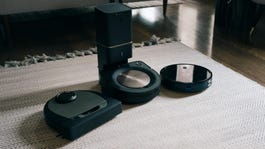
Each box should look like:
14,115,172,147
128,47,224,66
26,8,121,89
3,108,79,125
106,61,161,104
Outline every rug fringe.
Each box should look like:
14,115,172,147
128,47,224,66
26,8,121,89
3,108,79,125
1,36,180,68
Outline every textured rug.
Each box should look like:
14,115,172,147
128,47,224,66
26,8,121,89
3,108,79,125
1,42,265,148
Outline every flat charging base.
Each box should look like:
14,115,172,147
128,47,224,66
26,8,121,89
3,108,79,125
44,96,122,140
160,64,212,92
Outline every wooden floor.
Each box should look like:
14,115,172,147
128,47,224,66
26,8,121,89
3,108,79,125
0,0,264,86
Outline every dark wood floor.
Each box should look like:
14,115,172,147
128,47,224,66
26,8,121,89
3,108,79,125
0,0,264,86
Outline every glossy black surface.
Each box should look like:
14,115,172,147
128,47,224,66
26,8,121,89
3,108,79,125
160,64,212,92
161,64,211,83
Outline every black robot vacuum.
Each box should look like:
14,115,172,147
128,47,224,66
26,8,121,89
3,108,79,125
100,61,161,104
44,90,122,140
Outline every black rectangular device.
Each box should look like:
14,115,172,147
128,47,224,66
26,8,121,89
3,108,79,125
95,3,161,104
95,3,133,85
44,91,122,140
95,3,132,46
97,43,132,70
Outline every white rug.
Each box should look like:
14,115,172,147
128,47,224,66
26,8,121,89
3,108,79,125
125,0,183,8
1,42,265,148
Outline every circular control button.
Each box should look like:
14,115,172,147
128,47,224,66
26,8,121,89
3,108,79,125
55,91,77,104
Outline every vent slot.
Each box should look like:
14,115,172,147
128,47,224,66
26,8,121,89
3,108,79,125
75,106,101,119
